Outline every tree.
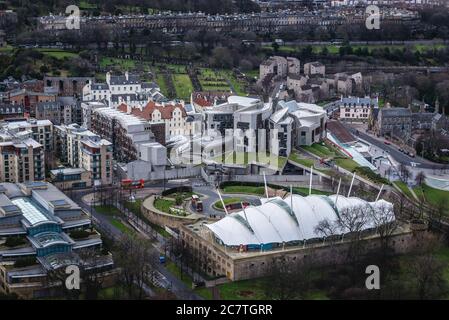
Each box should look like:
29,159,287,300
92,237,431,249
210,47,233,69
368,203,398,260
336,205,369,274
175,193,184,206
115,234,156,299
264,256,312,300
398,164,411,183
78,248,107,300
409,252,448,299
415,171,426,187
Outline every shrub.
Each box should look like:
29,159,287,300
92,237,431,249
5,236,26,248
354,166,390,185
14,257,36,268
161,186,192,197
69,229,91,240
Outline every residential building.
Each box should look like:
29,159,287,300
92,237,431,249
0,103,24,121
8,89,56,118
338,96,379,122
0,131,45,183
2,119,53,153
82,72,163,108
304,62,326,77
259,56,300,82
54,124,98,167
118,101,197,141
190,91,232,112
81,101,107,130
90,107,155,163
35,101,62,125
0,182,114,299
80,137,113,185
54,124,113,186
49,168,92,190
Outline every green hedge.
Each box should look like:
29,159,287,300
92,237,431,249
69,229,91,240
354,167,390,185
14,257,37,268
5,236,26,248
220,181,284,190
161,186,193,197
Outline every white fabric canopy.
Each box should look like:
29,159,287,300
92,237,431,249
206,194,394,246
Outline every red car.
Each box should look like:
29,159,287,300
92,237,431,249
384,141,391,145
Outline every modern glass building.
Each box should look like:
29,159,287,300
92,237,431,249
0,182,113,298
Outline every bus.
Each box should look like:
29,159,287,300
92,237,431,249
121,179,145,190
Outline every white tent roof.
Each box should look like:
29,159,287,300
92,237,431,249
206,194,394,246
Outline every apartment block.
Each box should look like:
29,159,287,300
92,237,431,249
0,130,45,183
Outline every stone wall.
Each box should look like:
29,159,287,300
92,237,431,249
141,196,201,230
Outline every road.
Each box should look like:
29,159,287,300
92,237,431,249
70,188,203,300
342,123,448,170
192,184,261,217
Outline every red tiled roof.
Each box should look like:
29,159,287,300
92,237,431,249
120,101,187,121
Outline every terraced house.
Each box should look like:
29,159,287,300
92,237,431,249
0,182,114,298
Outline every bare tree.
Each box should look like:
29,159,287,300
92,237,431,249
415,171,426,187
368,203,398,260
115,234,155,299
264,256,312,300
77,248,108,300
336,205,370,270
409,253,448,299
398,164,411,183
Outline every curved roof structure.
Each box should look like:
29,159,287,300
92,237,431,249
206,194,394,246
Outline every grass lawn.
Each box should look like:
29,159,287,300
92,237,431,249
222,186,266,196
79,0,98,9
94,205,122,216
302,143,336,158
172,74,193,100
221,70,246,95
109,218,134,235
124,200,143,215
37,49,79,59
288,152,315,168
165,260,214,299
154,198,176,213
292,187,332,196
217,278,267,300
155,73,169,96
214,197,245,209
413,184,449,210
0,45,15,53
334,158,360,172
166,260,193,287
100,57,135,70
393,181,414,199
